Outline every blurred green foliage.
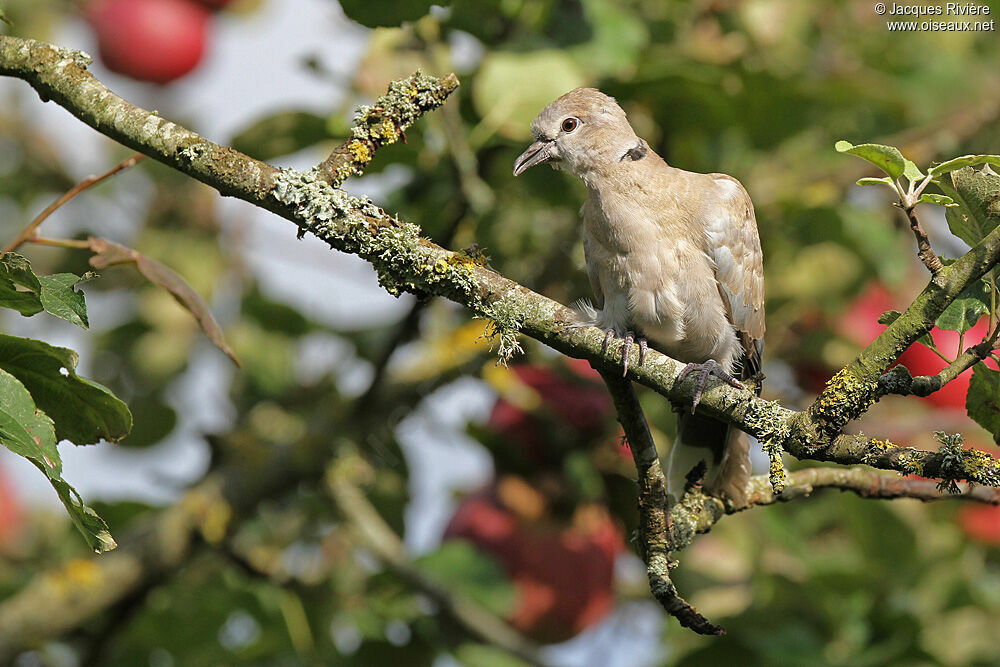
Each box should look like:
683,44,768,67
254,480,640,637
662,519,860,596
2,0,1000,665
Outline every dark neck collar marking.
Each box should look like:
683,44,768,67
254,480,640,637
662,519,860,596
620,140,647,162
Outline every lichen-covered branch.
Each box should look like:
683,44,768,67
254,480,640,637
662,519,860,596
668,466,1000,547
2,33,998,500
877,337,996,397
4,35,1000,643
595,366,724,636
315,71,459,188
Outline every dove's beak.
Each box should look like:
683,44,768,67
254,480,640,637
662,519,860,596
512,140,553,176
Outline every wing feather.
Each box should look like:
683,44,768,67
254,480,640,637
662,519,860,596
706,174,765,380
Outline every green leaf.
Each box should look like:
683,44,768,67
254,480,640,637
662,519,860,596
835,140,906,179
918,193,956,207
967,363,1000,445
42,464,117,552
416,541,515,617
0,253,91,325
0,252,42,292
0,368,115,552
337,0,435,27
0,278,43,315
856,177,895,187
0,368,60,475
929,154,1000,177
935,278,989,332
936,166,1000,247
38,273,91,329
0,334,132,445
903,159,924,184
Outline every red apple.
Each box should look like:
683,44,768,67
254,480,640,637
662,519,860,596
86,0,211,84
444,485,623,643
960,504,1000,545
487,362,613,463
895,320,998,410
0,466,22,547
840,282,998,409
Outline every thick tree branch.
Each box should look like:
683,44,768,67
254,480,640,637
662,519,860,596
595,366,724,636
4,35,1000,644
2,34,998,498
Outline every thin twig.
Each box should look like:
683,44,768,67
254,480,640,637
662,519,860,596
1,152,144,256
594,365,725,636
900,204,945,275
878,337,997,397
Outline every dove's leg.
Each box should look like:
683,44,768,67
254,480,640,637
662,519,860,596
677,360,744,413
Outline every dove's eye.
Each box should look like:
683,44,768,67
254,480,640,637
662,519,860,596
561,117,579,133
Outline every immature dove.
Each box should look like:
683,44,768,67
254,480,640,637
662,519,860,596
512,88,764,506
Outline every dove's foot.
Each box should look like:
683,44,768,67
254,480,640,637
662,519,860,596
601,329,648,376
677,359,744,413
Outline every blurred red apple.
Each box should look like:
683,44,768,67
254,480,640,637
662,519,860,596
195,0,237,7
0,466,22,547
895,320,998,410
841,282,998,409
960,504,1000,545
487,362,613,464
443,483,623,643
86,0,211,84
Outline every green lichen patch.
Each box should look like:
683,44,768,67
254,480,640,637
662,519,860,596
271,168,480,304
743,399,790,493
811,368,877,435
478,296,524,365
328,71,459,187
53,46,92,68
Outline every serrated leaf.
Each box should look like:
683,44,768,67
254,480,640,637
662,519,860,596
87,237,239,366
38,273,90,328
835,140,906,179
0,334,132,445
0,253,91,324
903,159,924,183
0,252,42,292
967,363,1000,445
0,278,43,315
0,368,60,475
857,177,895,187
929,154,1000,177
42,464,117,552
416,541,515,617
0,368,115,552
936,166,1000,247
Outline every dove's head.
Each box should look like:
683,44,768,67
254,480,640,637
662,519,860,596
512,88,643,180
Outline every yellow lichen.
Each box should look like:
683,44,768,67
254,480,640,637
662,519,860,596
348,140,371,164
